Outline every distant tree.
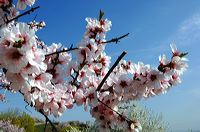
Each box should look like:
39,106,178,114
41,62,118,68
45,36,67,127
85,102,167,132
0,109,35,132
0,120,24,132
127,103,167,132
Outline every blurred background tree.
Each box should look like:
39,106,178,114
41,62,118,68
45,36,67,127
84,102,168,132
0,105,168,132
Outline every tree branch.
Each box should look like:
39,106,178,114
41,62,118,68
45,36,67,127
18,91,59,132
102,33,129,44
45,47,78,57
44,118,48,132
96,51,127,91
97,99,133,123
39,110,58,132
70,59,87,86
95,51,138,126
4,6,40,25
98,10,104,21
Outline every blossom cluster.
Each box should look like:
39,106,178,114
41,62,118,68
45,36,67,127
0,1,188,132
0,120,24,132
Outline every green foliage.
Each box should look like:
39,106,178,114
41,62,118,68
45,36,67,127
34,123,58,132
59,121,90,132
34,121,90,132
0,106,168,132
0,108,35,132
60,126,81,132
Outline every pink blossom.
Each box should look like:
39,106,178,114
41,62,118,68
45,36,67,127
3,48,28,73
17,0,36,10
0,5,189,131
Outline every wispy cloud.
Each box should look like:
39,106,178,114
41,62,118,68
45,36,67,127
114,12,200,57
173,13,200,46
109,44,166,57
111,11,200,70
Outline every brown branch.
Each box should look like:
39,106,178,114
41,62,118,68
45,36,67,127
45,47,78,57
70,71,80,86
98,99,133,123
44,118,48,132
98,10,104,21
4,6,40,25
39,110,58,132
102,33,129,44
52,51,59,70
96,51,127,92
95,51,138,126
70,59,87,86
18,91,58,132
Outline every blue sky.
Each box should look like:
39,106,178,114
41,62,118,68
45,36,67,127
1,0,200,131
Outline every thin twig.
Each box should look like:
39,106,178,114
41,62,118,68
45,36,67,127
25,105,32,114
70,59,87,86
33,14,38,21
45,47,78,57
96,51,127,91
18,91,59,132
52,51,59,70
102,33,129,44
98,99,133,123
99,10,104,21
44,118,48,132
39,110,59,132
4,6,40,25
96,51,136,125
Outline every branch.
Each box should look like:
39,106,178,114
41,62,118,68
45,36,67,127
44,118,48,132
96,51,127,91
95,51,136,124
98,99,133,123
52,51,59,70
70,60,87,86
45,47,78,57
39,110,59,132
102,33,129,44
4,6,40,25
18,91,59,132
99,10,104,21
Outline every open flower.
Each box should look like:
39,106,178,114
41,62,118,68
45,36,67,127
74,89,85,106
3,48,28,73
6,71,29,91
28,73,53,90
17,0,35,10
146,70,164,88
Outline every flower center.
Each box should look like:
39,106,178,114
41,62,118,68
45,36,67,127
120,80,128,88
11,50,23,60
150,74,157,81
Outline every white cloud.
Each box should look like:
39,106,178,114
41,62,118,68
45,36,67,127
173,13,200,46
111,12,200,58
120,13,200,57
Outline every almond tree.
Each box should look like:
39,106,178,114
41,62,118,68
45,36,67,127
0,1,188,132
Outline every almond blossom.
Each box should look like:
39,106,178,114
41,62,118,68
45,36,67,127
17,0,35,10
0,1,188,132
